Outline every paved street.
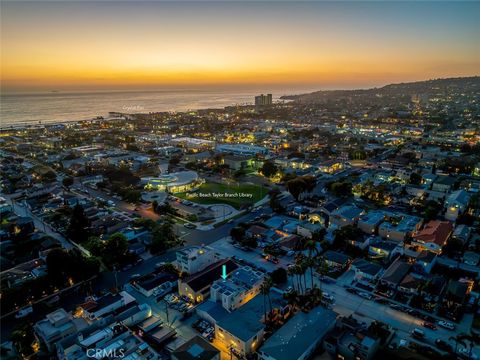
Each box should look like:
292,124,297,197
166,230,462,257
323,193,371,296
316,271,480,358
7,196,75,251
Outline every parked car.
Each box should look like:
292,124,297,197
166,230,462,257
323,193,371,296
437,320,455,330
130,274,141,280
322,293,335,303
358,292,373,300
46,295,60,306
411,328,425,340
164,294,179,304
422,314,436,323
180,310,194,321
389,304,402,310
422,322,437,330
15,306,33,319
184,223,197,229
459,347,478,359
122,264,133,271
202,327,214,339
320,275,336,284
434,339,453,352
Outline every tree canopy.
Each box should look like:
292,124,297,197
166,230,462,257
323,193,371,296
67,203,90,243
260,160,278,178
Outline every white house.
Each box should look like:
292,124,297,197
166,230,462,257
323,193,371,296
445,190,470,221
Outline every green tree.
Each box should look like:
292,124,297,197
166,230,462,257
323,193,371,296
42,170,57,183
333,225,363,250
456,213,475,226
103,233,129,268
238,236,257,249
304,237,322,289
67,203,90,243
151,220,179,254
260,160,278,178
269,188,284,213
442,237,464,257
156,202,176,215
270,267,287,285
46,248,99,285
424,200,442,221
162,262,179,275
287,178,305,200
104,166,140,186
260,277,273,325
62,176,74,189
123,189,141,203
327,181,353,198
230,226,246,242
409,172,422,185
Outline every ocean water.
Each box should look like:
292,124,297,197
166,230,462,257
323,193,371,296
0,88,308,128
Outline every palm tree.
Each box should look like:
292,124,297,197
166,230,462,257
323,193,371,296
287,266,297,293
304,239,319,290
293,264,304,294
265,276,273,315
260,282,268,324
304,255,316,290
260,277,273,324
294,253,307,292
317,255,329,292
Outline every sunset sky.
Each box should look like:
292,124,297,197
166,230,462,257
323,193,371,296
1,1,479,93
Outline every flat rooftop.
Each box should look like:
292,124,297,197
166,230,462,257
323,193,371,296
259,307,337,360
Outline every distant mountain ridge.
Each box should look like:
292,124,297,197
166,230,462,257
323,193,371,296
281,76,480,102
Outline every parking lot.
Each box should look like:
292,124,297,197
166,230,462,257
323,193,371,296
208,236,292,273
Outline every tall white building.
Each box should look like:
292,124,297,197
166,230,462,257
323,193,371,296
255,94,273,106
176,246,217,274
210,266,264,312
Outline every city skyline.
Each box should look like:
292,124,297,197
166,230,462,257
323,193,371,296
1,1,479,93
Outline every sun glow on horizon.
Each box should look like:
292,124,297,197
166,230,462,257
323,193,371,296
1,1,479,92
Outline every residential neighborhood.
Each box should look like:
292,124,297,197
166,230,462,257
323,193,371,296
1,77,480,360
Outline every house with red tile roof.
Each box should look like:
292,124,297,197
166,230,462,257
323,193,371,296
412,220,454,254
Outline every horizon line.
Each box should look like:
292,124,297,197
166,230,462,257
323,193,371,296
2,75,479,96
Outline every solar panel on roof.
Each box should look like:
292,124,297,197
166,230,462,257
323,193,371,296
187,343,204,357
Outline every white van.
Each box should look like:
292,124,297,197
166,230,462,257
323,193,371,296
15,306,33,318
411,328,425,339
